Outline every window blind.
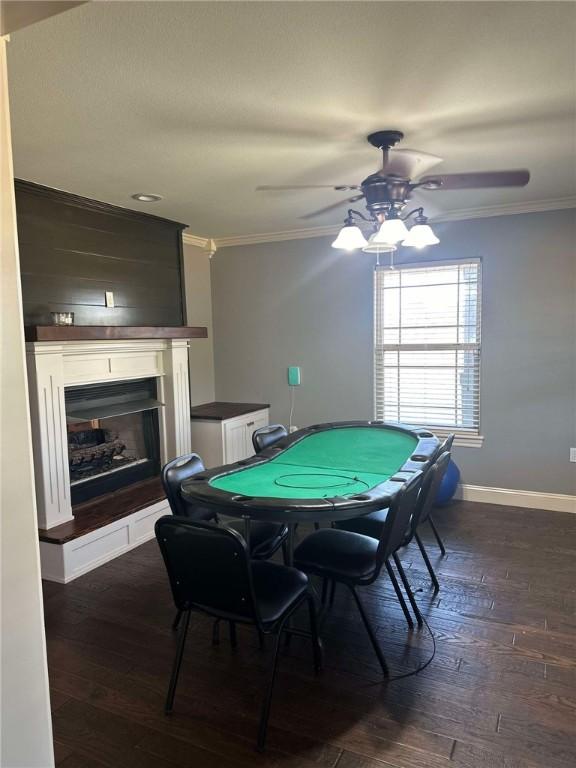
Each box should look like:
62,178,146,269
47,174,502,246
374,260,482,436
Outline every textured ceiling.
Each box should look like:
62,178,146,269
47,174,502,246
7,1,576,238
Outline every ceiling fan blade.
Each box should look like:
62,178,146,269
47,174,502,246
380,149,444,180
419,169,530,190
256,184,360,191
300,194,365,220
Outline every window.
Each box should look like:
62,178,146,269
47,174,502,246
374,259,482,446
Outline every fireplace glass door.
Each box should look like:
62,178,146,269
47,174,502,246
65,378,162,505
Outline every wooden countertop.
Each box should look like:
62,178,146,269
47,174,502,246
189,401,270,421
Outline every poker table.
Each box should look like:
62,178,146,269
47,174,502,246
181,421,439,532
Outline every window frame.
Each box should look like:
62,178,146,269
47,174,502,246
373,257,484,448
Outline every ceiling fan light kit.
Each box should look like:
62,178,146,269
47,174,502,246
401,210,440,248
374,216,410,245
361,233,397,254
330,224,368,251
259,128,530,255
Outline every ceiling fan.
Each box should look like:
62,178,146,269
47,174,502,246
257,130,530,251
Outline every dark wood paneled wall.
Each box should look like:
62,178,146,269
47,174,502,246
15,180,187,326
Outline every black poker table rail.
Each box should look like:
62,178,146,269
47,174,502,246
181,421,440,524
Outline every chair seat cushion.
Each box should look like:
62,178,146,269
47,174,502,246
251,561,308,625
334,508,389,539
226,520,288,560
294,528,378,582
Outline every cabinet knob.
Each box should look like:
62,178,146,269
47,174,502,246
246,421,254,427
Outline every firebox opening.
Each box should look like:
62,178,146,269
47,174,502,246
65,378,162,506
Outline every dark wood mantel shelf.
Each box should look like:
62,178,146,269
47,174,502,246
25,325,208,342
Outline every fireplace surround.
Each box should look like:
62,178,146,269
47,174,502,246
25,327,201,582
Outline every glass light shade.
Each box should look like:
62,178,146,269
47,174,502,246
402,223,440,248
331,225,368,250
362,233,397,253
374,217,409,244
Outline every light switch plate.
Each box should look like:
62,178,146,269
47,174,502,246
105,291,114,308
570,448,576,463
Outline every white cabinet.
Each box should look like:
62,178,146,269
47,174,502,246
189,403,269,468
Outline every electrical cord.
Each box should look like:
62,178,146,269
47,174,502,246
289,384,296,430
388,587,436,682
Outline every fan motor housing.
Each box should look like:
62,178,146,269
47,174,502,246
361,174,411,214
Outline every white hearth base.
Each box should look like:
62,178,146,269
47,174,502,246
39,498,170,583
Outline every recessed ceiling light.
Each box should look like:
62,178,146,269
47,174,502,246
131,193,162,202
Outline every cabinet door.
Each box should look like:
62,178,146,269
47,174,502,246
244,411,269,455
223,420,249,464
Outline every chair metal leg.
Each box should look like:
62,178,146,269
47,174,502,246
385,559,414,629
306,594,323,674
393,553,423,627
212,618,221,646
348,585,389,677
257,626,284,752
229,621,237,648
415,531,440,592
428,514,446,556
171,609,182,632
165,609,191,713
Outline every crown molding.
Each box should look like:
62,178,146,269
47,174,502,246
182,232,209,247
432,196,576,224
183,197,576,251
214,225,339,249
182,232,217,257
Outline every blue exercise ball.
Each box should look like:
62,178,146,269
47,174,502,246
435,459,460,506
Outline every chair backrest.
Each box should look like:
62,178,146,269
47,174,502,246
252,424,288,454
161,453,215,520
375,471,423,568
435,434,454,460
155,515,261,625
418,450,451,523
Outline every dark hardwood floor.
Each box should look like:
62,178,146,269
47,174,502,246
42,501,576,768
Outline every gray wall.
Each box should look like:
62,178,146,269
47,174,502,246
182,242,216,406
211,209,576,495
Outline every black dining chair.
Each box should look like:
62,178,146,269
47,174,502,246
293,472,423,676
155,516,322,751
162,453,289,634
162,454,218,522
334,450,452,598
425,435,455,556
412,451,452,592
252,424,288,454
162,453,289,561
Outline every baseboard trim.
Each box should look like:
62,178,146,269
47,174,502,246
455,484,576,514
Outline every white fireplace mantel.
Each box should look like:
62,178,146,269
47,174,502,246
27,337,192,531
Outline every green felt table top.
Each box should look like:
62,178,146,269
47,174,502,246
210,426,418,499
